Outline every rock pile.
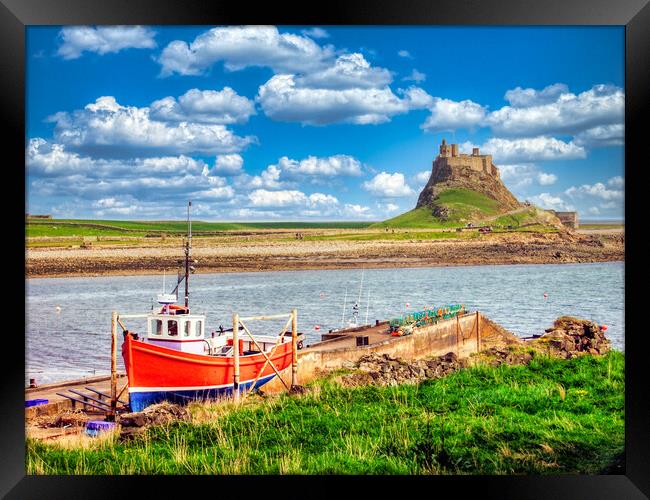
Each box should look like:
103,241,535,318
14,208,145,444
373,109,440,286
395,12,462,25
340,352,465,387
38,410,92,429
118,401,190,438
538,316,610,357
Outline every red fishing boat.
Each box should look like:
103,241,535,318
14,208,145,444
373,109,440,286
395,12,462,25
119,202,302,412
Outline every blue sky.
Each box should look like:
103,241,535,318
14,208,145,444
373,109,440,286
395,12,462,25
26,26,624,221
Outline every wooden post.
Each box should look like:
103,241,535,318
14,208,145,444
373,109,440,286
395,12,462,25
291,308,298,388
233,313,240,402
109,311,117,421
476,311,481,353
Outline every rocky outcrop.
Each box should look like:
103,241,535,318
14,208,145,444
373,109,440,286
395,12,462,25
537,316,611,357
416,157,521,211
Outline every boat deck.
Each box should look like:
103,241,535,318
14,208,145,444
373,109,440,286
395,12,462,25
305,322,392,352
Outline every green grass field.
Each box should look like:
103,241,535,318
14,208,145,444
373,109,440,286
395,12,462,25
27,351,624,475
26,219,374,238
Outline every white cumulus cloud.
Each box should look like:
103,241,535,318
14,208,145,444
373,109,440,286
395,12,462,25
297,53,393,89
47,96,256,157
149,88,255,125
421,98,487,132
608,176,624,188
362,172,415,197
248,189,338,208
258,74,431,125
479,137,586,164
529,193,575,212
157,25,333,76
504,83,569,108
488,84,624,137
57,25,157,59
565,182,623,201
537,172,558,186
274,155,363,178
212,154,244,176
574,124,624,148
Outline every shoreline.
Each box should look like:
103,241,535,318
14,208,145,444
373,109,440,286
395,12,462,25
26,231,624,279
26,256,625,280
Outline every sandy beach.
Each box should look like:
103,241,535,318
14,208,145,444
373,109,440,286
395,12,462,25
26,230,624,278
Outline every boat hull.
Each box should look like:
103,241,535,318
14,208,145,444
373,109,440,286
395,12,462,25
122,334,293,412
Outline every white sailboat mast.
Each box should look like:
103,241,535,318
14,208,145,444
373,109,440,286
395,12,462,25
340,287,348,328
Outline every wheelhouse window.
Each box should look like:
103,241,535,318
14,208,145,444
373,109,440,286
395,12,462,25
195,320,203,337
183,320,191,337
168,320,178,337
152,319,163,336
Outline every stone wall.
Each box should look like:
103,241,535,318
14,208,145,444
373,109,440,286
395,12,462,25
263,312,493,392
551,211,579,229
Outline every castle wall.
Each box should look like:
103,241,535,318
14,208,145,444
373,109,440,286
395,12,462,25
442,155,492,175
432,141,501,181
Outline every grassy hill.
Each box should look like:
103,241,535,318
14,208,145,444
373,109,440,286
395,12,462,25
373,189,562,231
373,189,502,229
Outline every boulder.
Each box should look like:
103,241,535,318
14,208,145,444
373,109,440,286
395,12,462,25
118,401,190,428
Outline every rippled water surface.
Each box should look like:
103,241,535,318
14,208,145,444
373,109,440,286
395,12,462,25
26,262,624,384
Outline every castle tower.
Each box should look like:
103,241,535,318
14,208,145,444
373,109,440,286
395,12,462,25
439,138,452,158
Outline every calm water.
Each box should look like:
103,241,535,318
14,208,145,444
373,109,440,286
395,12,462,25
26,262,624,385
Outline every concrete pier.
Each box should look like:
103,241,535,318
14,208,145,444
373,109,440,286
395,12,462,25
263,311,519,392
25,311,519,415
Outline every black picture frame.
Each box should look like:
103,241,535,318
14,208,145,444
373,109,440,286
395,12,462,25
5,0,647,497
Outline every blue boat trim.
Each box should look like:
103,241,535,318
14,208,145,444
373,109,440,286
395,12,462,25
127,374,277,412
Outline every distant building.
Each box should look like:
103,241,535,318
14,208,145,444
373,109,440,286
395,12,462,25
551,211,579,229
437,138,500,179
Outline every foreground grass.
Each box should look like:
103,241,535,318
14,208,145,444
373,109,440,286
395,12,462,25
26,351,624,475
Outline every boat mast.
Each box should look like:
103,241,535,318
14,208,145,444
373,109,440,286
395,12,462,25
184,201,192,308
365,288,370,325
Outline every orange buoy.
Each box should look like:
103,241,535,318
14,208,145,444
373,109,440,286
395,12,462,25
600,325,608,331
314,325,321,330
543,292,548,299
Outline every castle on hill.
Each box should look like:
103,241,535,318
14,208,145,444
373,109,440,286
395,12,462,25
416,139,520,211
416,139,579,228
435,138,500,179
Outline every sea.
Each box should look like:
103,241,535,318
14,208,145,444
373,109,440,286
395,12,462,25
25,261,624,385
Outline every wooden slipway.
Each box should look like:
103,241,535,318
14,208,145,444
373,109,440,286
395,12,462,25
25,373,128,419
